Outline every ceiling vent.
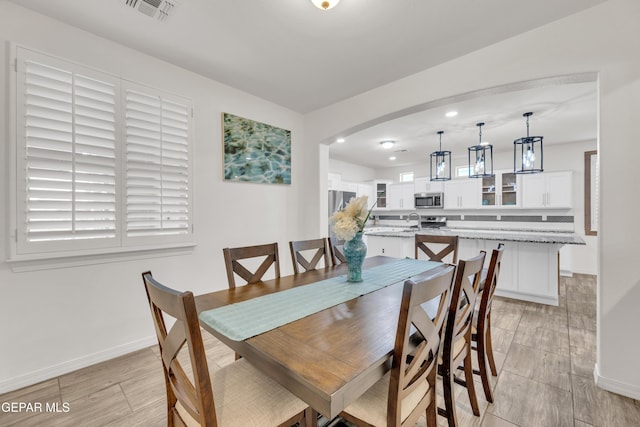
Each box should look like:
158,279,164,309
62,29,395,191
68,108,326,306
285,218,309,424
125,0,179,22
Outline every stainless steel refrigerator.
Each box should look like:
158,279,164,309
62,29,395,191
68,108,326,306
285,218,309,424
328,190,356,239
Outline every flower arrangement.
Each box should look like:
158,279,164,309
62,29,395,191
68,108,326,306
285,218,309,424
330,195,376,241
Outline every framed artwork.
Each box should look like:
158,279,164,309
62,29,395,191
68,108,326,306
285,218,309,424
222,112,291,184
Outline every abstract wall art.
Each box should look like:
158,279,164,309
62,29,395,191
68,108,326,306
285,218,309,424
222,113,291,184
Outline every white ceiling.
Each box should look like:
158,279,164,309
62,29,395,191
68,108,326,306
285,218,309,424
10,0,605,113
330,78,598,169
10,0,601,170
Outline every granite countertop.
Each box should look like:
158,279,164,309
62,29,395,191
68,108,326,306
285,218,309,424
364,227,586,245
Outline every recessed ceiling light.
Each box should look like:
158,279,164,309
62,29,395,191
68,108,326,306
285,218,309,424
336,138,345,143
389,156,396,160
380,140,395,149
445,111,458,118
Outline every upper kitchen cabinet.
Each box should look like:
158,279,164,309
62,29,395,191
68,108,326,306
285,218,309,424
373,180,392,209
357,183,375,209
328,173,341,190
444,179,481,209
387,182,415,210
481,170,521,208
414,177,444,193
521,171,573,209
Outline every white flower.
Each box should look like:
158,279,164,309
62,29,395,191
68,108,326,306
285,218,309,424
330,196,375,241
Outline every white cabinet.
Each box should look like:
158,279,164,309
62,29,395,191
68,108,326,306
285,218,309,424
341,181,359,193
387,183,415,210
481,171,520,208
444,179,480,209
522,171,573,209
372,180,392,209
357,184,375,209
366,235,413,258
414,177,444,193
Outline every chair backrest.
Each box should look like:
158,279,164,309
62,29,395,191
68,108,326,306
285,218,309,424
415,234,459,264
222,242,280,288
387,266,456,426
442,251,486,364
289,238,331,274
328,236,347,265
141,271,217,426
476,244,505,333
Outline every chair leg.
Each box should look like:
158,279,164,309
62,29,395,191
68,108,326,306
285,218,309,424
426,369,437,427
485,320,498,376
476,331,494,403
303,408,317,427
440,363,459,427
463,350,480,416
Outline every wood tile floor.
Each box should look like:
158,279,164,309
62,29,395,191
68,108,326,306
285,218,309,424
2,274,640,427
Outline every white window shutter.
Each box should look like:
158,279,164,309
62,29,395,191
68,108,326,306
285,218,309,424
17,50,118,254
124,86,191,240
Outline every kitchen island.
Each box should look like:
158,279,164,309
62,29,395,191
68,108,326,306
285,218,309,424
365,227,585,305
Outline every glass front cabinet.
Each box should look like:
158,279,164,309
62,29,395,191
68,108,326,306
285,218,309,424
481,171,520,208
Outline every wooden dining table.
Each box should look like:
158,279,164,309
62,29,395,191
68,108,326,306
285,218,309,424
195,256,448,419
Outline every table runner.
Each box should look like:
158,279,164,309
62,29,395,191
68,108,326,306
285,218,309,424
199,258,441,341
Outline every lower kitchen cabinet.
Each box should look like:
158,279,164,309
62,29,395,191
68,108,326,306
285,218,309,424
366,235,413,258
459,238,561,305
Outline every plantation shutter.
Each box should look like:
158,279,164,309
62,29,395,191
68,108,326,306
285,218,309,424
17,50,118,252
124,86,191,239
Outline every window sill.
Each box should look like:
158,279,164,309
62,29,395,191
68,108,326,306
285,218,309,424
6,242,196,272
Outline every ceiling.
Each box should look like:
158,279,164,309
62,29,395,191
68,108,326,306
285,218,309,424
10,0,605,113
329,78,598,169
10,0,601,171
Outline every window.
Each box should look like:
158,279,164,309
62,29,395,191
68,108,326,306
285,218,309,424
399,172,414,182
11,47,193,260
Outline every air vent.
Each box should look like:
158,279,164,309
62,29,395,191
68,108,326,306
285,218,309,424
125,0,179,21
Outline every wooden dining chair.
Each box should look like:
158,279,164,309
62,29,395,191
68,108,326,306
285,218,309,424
471,243,505,403
289,238,331,274
339,265,456,427
328,236,347,265
222,242,280,288
438,251,485,427
141,271,311,427
415,234,459,264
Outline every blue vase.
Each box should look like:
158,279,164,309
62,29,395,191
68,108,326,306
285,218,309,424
344,232,367,282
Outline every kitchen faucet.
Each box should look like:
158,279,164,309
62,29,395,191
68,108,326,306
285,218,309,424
407,212,421,230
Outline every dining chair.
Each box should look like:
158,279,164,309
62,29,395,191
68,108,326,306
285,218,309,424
339,265,456,427
415,234,459,264
471,243,505,403
438,251,485,427
141,271,311,427
289,238,331,274
328,236,347,265
222,242,280,288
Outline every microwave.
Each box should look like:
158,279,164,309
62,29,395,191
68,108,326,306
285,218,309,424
414,192,444,209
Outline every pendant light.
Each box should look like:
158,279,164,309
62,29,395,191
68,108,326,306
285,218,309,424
468,122,494,178
514,112,543,174
430,131,451,181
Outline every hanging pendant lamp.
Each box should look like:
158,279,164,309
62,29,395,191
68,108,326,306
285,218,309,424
514,112,543,174
430,131,451,181
468,122,494,178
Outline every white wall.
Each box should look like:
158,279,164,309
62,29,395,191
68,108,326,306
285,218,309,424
0,2,319,392
328,158,376,183
309,0,640,399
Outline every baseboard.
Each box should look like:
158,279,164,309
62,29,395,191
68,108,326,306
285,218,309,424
594,363,640,400
559,269,573,277
494,289,558,306
0,336,157,395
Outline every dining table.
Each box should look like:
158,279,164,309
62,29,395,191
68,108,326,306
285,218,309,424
195,255,448,419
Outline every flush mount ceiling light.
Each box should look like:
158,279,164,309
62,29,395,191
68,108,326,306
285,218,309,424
430,131,451,181
514,112,544,174
468,122,494,178
311,0,340,10
380,140,395,149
